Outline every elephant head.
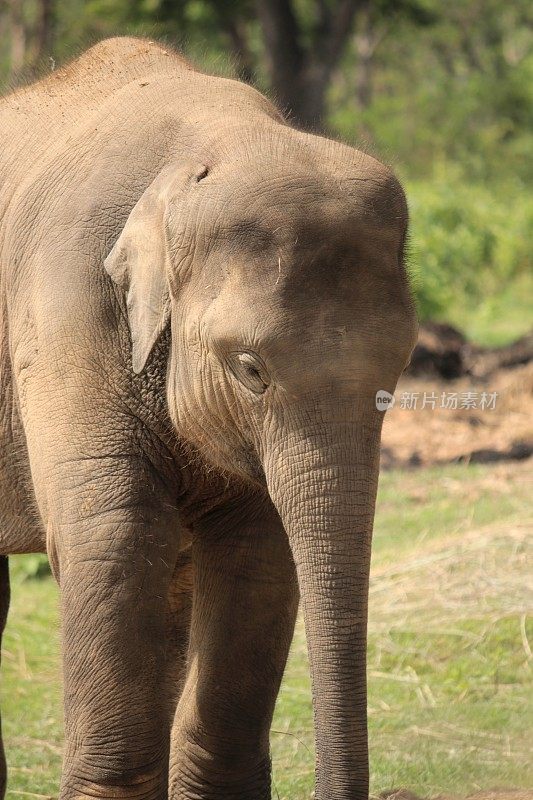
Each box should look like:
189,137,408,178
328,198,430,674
105,128,417,799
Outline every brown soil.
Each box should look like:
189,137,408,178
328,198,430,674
380,363,533,469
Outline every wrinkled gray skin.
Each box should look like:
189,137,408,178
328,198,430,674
0,37,417,800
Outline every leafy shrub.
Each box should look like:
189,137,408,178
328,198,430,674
405,172,533,343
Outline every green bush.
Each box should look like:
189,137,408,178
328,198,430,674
405,171,533,344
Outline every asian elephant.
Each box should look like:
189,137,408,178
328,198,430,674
0,37,417,800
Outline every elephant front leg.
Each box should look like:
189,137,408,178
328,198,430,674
162,544,193,730
169,493,299,800
54,485,181,800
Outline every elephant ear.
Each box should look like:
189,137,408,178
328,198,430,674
104,175,172,374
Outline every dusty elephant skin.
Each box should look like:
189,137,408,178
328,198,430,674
0,37,417,800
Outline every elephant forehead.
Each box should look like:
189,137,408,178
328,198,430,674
202,261,413,368
204,212,404,304
171,146,405,243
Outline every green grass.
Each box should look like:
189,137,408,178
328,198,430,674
3,463,532,798
2,567,61,795
271,463,533,798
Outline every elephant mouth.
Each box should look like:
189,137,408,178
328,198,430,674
230,446,266,484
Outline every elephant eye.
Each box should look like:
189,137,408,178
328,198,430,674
226,351,270,394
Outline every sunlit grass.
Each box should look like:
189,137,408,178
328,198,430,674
270,463,532,798
2,572,61,796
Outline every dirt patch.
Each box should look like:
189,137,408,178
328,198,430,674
381,362,533,468
407,323,533,381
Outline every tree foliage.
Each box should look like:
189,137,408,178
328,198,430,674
0,1,531,337
1,0,531,180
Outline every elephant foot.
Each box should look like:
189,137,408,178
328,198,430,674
60,769,168,800
169,750,271,800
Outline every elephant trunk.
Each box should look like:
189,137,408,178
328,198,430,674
264,401,382,800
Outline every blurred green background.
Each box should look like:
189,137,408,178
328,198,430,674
1,0,532,343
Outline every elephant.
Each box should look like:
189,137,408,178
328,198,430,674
0,36,417,800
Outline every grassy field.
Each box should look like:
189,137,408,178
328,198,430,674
3,462,532,799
